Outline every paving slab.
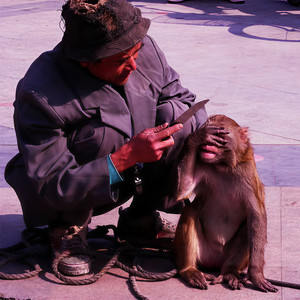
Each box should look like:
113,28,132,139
0,0,300,299
0,187,299,300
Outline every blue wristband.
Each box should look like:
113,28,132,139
107,154,123,185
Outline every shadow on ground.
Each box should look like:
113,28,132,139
133,0,300,42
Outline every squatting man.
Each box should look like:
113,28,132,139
5,0,225,276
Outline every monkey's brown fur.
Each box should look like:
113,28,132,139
174,115,278,292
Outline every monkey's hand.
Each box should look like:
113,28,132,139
242,272,278,293
180,268,215,290
211,274,244,290
187,125,229,149
203,125,229,147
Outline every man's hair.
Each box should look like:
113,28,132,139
62,0,122,43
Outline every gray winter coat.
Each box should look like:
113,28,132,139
5,35,207,227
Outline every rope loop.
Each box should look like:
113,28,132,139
52,247,121,285
0,252,42,280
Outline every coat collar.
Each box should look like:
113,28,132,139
123,70,157,136
58,45,156,138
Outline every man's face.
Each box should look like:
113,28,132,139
80,42,142,86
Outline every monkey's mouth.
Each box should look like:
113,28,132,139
200,145,218,160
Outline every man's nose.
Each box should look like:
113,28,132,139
126,57,137,71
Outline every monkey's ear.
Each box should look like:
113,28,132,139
239,127,249,143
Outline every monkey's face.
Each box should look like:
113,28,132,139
197,115,249,167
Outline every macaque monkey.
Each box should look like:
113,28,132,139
174,114,278,292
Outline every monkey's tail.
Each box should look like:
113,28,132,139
267,278,300,290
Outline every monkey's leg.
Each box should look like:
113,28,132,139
175,205,213,289
211,222,249,290
212,218,278,292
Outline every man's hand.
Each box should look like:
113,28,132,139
111,123,183,173
130,123,183,162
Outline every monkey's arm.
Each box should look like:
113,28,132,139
175,125,229,201
245,179,278,293
175,151,198,200
175,205,214,289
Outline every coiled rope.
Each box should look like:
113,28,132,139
1,225,300,300
0,226,177,300
0,228,48,280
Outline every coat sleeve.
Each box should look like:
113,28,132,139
145,36,207,128
13,88,114,211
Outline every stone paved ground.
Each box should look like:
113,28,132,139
0,0,299,299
